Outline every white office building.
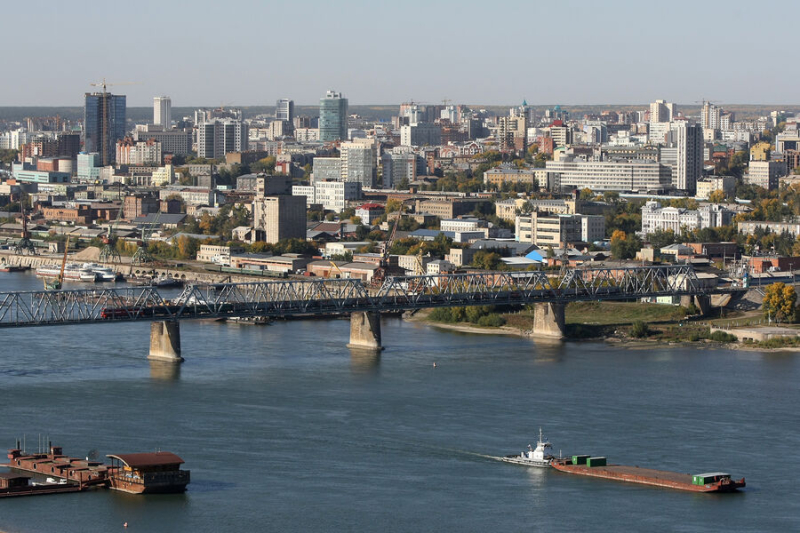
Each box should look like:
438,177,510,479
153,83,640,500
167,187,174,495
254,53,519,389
153,96,171,127
544,158,673,192
292,180,361,212
640,201,734,236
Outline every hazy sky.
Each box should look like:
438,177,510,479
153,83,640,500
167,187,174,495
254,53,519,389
4,0,798,107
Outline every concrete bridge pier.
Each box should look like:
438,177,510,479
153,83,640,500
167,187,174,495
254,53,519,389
681,295,711,316
531,303,566,339
148,321,184,363
347,312,383,351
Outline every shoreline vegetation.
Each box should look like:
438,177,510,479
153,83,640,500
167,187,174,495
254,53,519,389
407,302,800,352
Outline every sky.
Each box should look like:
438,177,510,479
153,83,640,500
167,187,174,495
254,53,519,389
3,0,799,107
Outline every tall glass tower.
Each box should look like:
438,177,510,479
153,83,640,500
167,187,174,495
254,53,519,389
319,90,348,142
84,92,126,166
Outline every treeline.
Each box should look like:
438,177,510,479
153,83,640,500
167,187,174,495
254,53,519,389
428,305,507,327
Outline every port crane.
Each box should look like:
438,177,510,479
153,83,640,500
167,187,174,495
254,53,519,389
99,205,123,263
131,210,160,265
14,197,37,255
45,235,70,290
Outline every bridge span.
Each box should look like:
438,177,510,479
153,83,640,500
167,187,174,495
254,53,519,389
0,265,740,362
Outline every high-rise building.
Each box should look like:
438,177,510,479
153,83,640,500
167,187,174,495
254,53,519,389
701,101,721,130
154,96,172,127
276,98,294,123
400,123,442,147
670,121,703,194
84,92,127,166
649,100,676,123
252,195,307,244
319,90,348,142
340,139,377,188
197,120,249,159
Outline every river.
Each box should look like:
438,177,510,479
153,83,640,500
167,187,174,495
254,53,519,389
0,271,798,532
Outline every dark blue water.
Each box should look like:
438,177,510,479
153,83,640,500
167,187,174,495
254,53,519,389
0,271,798,532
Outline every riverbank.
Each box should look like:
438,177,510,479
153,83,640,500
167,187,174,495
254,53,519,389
408,303,799,352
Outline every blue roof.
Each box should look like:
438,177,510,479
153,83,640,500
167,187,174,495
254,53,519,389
525,250,544,261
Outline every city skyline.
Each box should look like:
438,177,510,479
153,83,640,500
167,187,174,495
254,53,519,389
4,0,800,107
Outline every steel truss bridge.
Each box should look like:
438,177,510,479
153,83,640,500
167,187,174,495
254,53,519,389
0,265,739,328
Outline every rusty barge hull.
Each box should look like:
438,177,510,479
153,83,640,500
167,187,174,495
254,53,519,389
551,462,745,493
0,484,83,498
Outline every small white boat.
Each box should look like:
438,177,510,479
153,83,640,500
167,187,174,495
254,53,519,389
501,428,554,468
80,269,99,282
81,263,120,281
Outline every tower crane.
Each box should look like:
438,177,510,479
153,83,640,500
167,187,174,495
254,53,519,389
89,78,139,94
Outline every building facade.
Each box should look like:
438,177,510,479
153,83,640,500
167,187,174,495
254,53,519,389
515,212,605,247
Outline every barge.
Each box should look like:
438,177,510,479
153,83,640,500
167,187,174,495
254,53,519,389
551,456,745,493
4,443,190,496
0,472,83,498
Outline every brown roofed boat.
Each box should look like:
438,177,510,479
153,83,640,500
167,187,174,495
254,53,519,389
106,452,190,494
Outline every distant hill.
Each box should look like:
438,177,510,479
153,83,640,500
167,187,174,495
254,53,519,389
0,104,797,123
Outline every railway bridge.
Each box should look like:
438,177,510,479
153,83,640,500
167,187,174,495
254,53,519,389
0,265,741,363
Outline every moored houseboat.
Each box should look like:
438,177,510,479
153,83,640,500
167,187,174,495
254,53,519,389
106,452,190,494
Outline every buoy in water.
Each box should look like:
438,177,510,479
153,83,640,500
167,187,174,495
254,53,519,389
432,362,437,368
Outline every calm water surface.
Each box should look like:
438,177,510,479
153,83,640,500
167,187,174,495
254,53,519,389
0,272,798,532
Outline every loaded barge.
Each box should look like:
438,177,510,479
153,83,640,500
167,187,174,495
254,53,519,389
551,455,745,493
2,443,190,497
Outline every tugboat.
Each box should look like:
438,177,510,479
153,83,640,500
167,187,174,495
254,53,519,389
501,428,554,467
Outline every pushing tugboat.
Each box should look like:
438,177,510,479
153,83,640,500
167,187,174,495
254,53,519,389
501,428,554,468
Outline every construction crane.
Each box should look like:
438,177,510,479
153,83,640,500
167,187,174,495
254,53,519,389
99,205,124,263
14,197,37,255
89,78,139,94
327,261,345,279
45,235,70,290
370,201,409,288
131,210,160,265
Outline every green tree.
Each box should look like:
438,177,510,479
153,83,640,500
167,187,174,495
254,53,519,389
648,229,676,250
251,156,276,174
763,282,797,323
471,250,505,270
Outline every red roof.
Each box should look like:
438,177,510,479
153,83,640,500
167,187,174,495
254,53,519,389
106,452,184,468
357,203,384,210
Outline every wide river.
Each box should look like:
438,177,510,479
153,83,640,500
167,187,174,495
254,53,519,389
0,272,798,532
